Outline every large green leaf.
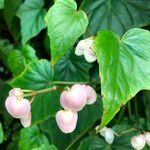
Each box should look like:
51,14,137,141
17,0,46,44
94,28,150,128
10,60,61,123
45,0,88,65
82,0,150,36
19,125,49,150
0,123,3,144
40,96,103,149
54,49,91,82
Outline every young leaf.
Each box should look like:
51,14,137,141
82,0,150,36
17,0,46,44
45,0,88,65
94,28,150,128
19,125,49,150
10,60,61,123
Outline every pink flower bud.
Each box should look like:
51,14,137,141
60,84,87,111
131,135,146,150
85,85,97,105
20,112,31,128
9,88,23,97
55,110,78,133
144,132,150,146
5,96,31,118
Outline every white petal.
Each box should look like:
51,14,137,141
84,48,97,63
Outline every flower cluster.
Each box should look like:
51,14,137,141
5,88,31,127
131,132,150,150
75,37,97,63
55,84,97,133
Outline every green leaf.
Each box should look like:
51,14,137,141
7,45,38,76
21,45,38,63
0,39,14,65
19,125,49,150
17,0,46,44
45,0,88,65
94,28,150,128
82,0,150,36
7,50,26,76
0,0,4,9
54,49,91,82
40,96,103,149
32,144,57,150
0,123,3,144
10,60,61,123
78,136,110,150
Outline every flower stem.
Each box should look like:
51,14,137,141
52,81,88,85
23,86,57,97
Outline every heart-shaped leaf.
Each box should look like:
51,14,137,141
94,28,150,128
45,0,88,65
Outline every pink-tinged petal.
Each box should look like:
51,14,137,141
85,85,97,105
84,48,97,63
131,134,146,150
5,96,31,118
55,110,78,134
75,40,86,56
20,112,31,128
144,132,150,146
9,88,23,97
60,84,87,111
